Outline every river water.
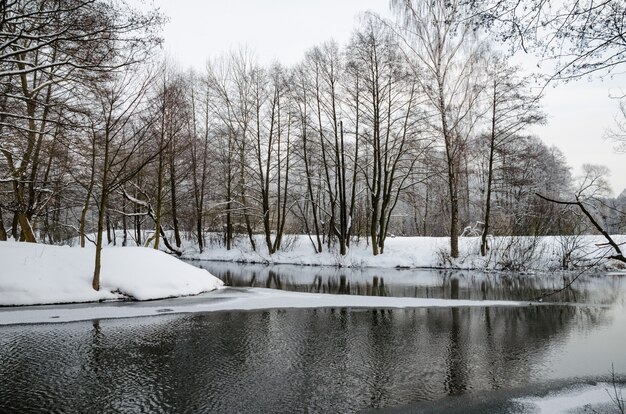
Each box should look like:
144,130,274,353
1,262,625,413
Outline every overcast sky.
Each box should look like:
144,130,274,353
152,0,626,196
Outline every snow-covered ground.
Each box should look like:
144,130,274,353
514,382,626,414
3,231,623,310
184,234,626,271
68,231,626,271
0,287,529,325
0,241,223,306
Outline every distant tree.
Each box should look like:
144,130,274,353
605,100,626,153
205,51,258,251
494,136,572,235
479,57,545,255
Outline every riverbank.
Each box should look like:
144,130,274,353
0,241,223,306
185,234,626,271
4,232,623,307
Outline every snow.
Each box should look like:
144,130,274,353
184,234,626,271
0,287,529,325
0,241,223,306
2,231,622,313
514,382,626,413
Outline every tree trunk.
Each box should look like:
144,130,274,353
448,168,460,258
79,181,93,248
122,198,128,247
301,109,322,253
154,151,164,250
439,76,459,258
239,147,256,252
93,187,107,291
11,178,37,242
11,211,18,240
169,146,181,248
0,207,7,241
274,114,291,252
17,209,36,242
481,89,497,256
106,212,112,245
93,126,111,291
225,140,233,251
135,202,142,246
226,164,233,251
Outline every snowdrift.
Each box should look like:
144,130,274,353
0,241,223,306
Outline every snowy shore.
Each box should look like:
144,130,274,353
0,241,223,306
187,234,626,271
2,232,624,308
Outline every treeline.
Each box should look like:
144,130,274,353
1,0,623,264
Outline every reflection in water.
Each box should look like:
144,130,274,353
197,261,626,305
0,304,623,413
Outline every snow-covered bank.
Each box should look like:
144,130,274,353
513,382,626,414
0,241,223,306
0,287,530,325
186,234,626,271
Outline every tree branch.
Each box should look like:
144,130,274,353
536,192,626,263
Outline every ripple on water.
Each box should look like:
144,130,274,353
0,306,624,413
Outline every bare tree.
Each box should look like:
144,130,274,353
206,50,258,251
392,0,485,257
89,68,162,291
306,42,354,255
348,17,427,255
188,71,212,253
474,0,626,82
0,0,162,243
475,0,626,258
291,63,324,253
480,56,545,255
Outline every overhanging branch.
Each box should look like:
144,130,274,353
536,193,626,263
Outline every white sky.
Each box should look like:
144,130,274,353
152,0,626,196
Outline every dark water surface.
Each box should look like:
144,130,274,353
197,261,626,305
1,263,625,413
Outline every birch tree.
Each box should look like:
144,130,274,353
392,0,485,257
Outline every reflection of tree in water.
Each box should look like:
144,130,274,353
200,262,624,304
444,307,468,394
0,304,617,413
423,305,596,394
438,271,623,304
366,309,395,408
310,274,388,296
265,270,282,289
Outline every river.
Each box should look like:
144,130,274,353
1,262,625,413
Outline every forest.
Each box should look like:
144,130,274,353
1,0,625,266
